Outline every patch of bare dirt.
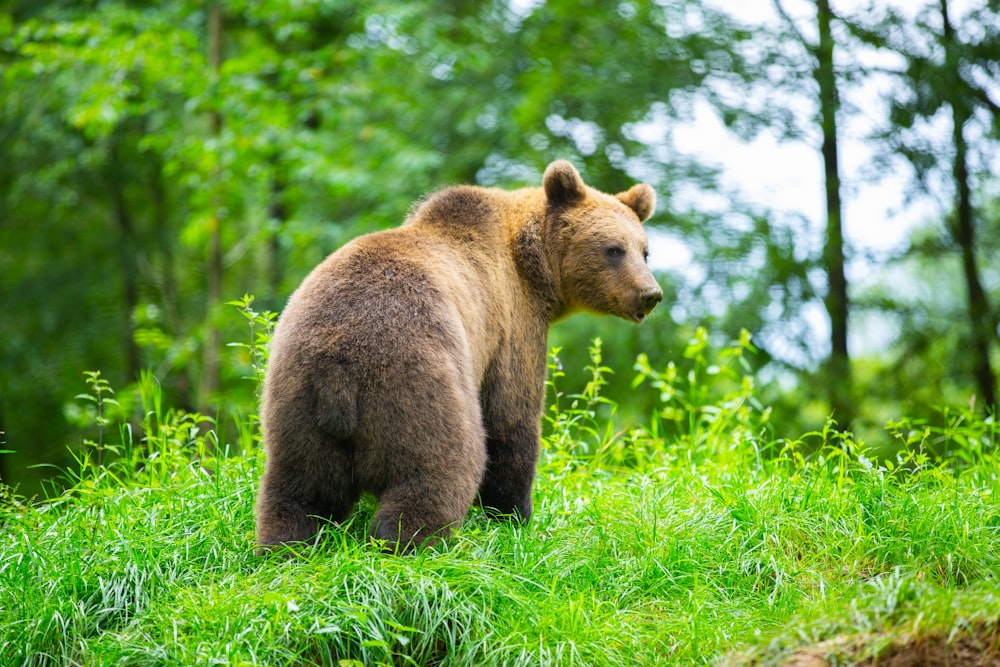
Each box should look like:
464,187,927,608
729,623,1000,666
857,625,1000,667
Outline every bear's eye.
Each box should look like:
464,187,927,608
605,246,625,261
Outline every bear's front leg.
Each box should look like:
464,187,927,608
478,342,547,523
477,421,541,522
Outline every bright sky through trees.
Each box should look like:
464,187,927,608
646,0,999,359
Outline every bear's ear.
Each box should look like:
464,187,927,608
616,184,656,223
543,160,587,206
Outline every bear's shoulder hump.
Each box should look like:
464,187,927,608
408,185,503,229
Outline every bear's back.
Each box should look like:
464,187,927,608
274,191,518,373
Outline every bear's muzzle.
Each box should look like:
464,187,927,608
634,286,663,322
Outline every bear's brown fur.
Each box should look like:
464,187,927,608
255,160,662,551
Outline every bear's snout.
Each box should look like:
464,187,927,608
634,286,663,322
640,287,663,311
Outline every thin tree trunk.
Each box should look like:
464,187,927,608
200,1,224,413
108,139,141,381
267,166,287,311
148,157,195,412
148,158,181,339
816,0,853,429
941,0,997,411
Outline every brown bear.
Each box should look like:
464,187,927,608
255,160,662,552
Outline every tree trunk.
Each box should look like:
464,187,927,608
148,157,181,337
815,0,853,429
941,0,997,412
267,166,287,311
108,138,141,382
148,157,195,412
199,1,224,413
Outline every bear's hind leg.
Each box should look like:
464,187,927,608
371,478,477,551
255,486,319,552
255,434,359,553
365,387,487,551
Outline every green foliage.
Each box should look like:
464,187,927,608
1,0,998,508
632,327,771,462
845,0,1000,419
0,0,762,496
71,371,122,469
2,333,998,665
885,402,998,464
226,293,277,397
545,338,620,462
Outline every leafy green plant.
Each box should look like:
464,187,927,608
73,370,121,468
631,327,774,466
227,293,277,397
544,338,619,465
885,402,998,465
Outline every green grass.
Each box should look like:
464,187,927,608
1,332,998,666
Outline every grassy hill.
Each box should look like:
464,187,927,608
2,335,998,666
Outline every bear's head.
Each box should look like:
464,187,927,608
543,160,663,323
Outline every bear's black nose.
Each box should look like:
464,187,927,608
640,287,663,312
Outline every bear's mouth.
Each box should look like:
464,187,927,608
632,312,647,323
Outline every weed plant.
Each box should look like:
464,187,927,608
0,312,997,666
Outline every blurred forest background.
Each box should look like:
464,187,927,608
1,0,998,495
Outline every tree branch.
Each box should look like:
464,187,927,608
772,0,812,49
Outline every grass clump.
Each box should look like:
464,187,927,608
1,322,998,666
